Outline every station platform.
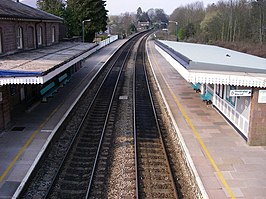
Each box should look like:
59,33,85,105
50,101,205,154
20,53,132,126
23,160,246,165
0,39,127,199
1,35,265,199
147,39,266,199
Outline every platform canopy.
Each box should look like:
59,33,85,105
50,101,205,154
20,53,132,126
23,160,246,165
155,40,266,88
0,42,97,85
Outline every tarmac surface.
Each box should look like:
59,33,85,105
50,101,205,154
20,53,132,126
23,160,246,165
0,36,266,199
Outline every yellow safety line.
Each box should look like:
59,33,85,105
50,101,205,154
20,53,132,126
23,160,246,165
0,130,38,182
0,107,59,183
0,51,109,183
149,43,236,199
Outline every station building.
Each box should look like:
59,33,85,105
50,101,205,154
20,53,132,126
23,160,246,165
0,0,117,131
155,40,266,146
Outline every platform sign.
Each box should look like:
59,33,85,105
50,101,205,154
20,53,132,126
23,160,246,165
230,90,252,97
258,90,266,103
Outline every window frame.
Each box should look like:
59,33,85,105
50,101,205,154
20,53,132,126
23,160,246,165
216,84,224,98
52,26,56,43
17,27,23,49
38,26,42,45
226,85,236,106
0,30,2,53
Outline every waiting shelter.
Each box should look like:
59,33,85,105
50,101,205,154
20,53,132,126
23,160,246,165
155,40,266,145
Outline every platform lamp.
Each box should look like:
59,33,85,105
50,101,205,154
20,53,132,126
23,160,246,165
82,19,91,42
169,20,178,42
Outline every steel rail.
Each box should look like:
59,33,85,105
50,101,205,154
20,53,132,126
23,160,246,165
85,37,137,198
133,37,139,199
133,33,149,199
134,32,179,198
44,41,132,199
142,36,179,199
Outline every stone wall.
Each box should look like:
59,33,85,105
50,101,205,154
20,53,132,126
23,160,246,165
0,86,11,130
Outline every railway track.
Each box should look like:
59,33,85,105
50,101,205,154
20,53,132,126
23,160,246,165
18,31,181,198
134,34,178,198
19,33,144,198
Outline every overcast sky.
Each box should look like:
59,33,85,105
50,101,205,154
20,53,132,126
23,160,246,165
20,0,218,15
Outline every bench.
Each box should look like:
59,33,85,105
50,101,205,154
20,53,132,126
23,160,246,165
200,92,213,105
40,82,59,102
58,73,70,86
191,83,201,92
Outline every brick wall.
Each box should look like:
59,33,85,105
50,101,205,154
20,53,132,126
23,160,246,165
0,20,60,55
0,86,11,130
248,88,266,146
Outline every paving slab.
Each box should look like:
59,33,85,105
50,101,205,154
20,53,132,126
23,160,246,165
0,39,126,198
147,39,266,199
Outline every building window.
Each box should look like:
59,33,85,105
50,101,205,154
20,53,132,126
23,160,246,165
27,26,35,49
17,27,23,49
226,85,236,106
38,26,42,45
0,30,2,53
216,84,224,98
52,26,56,43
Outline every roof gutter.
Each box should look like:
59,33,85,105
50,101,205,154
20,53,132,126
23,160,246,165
0,17,62,23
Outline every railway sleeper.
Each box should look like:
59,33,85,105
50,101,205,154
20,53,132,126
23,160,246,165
138,148,162,153
75,147,96,152
143,187,174,194
140,154,164,159
138,167,167,173
76,143,93,148
56,189,85,195
65,167,90,174
69,162,91,167
138,136,160,140
138,142,162,147
63,174,90,181
93,180,105,185
71,156,95,161
61,179,88,186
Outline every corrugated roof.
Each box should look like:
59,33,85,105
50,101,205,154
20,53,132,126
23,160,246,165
159,40,266,73
0,0,62,21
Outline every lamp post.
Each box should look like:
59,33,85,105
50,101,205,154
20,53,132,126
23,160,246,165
169,20,178,41
82,19,91,42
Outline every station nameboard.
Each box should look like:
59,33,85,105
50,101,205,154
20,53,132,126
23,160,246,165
230,90,252,97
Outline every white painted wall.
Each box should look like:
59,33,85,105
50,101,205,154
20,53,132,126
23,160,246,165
213,84,251,137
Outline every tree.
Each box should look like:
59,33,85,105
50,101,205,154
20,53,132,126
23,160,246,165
139,12,150,22
64,0,108,41
154,9,168,23
200,10,222,42
38,0,108,42
169,2,205,41
108,13,137,37
136,7,143,21
251,0,266,43
185,23,196,38
37,0,65,17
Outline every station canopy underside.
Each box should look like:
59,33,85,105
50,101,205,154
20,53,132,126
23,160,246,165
155,40,266,88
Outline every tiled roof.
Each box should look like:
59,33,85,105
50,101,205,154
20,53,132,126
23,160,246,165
0,0,62,21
